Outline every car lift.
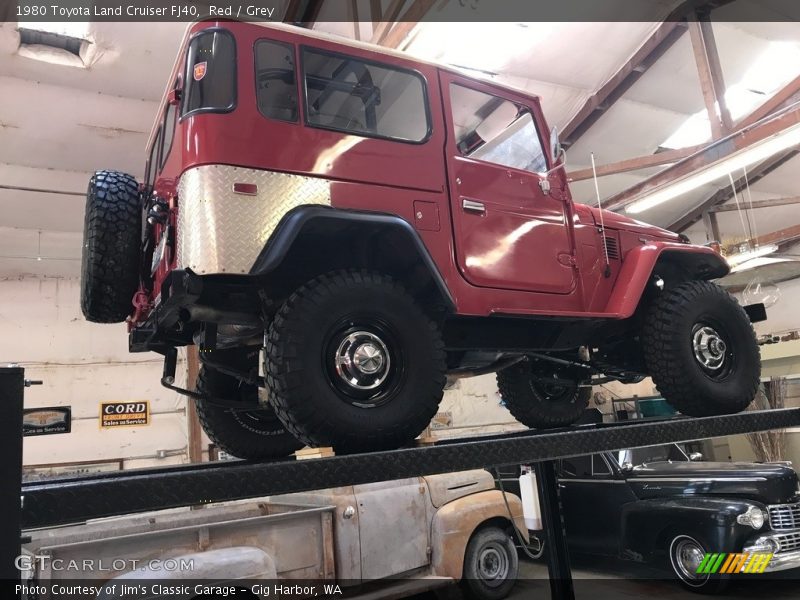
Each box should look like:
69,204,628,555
4,365,800,600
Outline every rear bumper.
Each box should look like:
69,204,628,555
129,270,261,353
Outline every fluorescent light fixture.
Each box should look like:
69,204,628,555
730,255,789,273
726,244,779,269
626,123,800,214
17,21,90,40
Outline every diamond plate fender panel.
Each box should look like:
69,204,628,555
177,165,331,274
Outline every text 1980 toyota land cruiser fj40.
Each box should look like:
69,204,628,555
81,20,765,458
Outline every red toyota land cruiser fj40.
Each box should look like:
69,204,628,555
81,20,764,458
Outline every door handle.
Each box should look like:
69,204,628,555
462,198,485,214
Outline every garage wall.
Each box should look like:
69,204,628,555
1,276,190,471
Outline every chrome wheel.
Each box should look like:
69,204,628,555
323,320,405,409
334,331,391,391
670,535,709,588
692,323,729,374
476,541,510,587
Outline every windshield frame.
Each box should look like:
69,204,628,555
611,443,690,470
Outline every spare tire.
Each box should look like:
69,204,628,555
80,170,142,323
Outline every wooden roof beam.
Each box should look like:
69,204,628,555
602,103,800,212
561,21,688,147
669,149,799,231
568,145,703,182
736,75,800,130
710,195,800,213
688,17,733,139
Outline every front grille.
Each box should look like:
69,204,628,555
604,236,620,260
775,531,800,552
768,502,800,531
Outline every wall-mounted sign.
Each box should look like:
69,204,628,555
100,401,149,428
23,407,71,436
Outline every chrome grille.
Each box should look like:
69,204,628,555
775,531,800,552
768,502,800,531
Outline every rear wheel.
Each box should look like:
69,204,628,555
196,346,304,460
266,269,446,453
642,280,760,417
80,170,141,323
461,526,518,600
497,361,590,428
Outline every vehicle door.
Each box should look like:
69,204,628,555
558,454,638,555
353,478,430,579
439,72,575,294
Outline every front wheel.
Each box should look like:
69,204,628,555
265,269,446,453
497,361,590,428
668,534,729,594
461,526,519,600
642,281,760,417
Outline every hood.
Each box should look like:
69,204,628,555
625,461,799,504
586,206,681,241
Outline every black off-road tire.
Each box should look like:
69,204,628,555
266,269,446,453
196,346,304,460
461,526,519,600
642,280,760,417
80,170,142,323
497,361,591,428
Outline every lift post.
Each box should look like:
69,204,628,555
0,366,25,584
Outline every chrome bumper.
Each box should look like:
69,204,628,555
744,530,800,572
762,550,800,572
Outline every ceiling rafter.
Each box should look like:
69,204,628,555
736,75,800,130
374,0,439,48
560,21,688,148
710,195,800,213
669,149,799,232
688,17,733,138
567,145,703,182
284,0,325,26
601,103,800,212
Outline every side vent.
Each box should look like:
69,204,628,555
604,236,620,260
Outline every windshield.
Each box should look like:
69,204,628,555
617,444,689,468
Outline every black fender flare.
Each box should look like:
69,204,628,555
619,497,762,561
249,205,455,311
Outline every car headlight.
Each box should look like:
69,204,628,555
737,505,767,529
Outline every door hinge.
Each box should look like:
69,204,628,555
539,179,551,195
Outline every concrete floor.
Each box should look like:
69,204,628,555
506,554,800,599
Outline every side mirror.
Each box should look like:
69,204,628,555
689,452,704,462
550,126,562,163
167,88,182,106
621,462,633,473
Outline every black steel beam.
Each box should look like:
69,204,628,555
21,408,800,529
537,460,575,600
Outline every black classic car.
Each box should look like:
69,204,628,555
500,443,800,592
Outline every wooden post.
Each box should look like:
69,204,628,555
186,346,203,463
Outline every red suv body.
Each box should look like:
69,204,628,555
81,20,763,457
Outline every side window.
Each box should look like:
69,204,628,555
561,455,592,478
302,47,430,142
592,455,612,477
182,29,236,117
145,127,162,192
160,101,177,171
449,83,547,173
255,40,298,122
